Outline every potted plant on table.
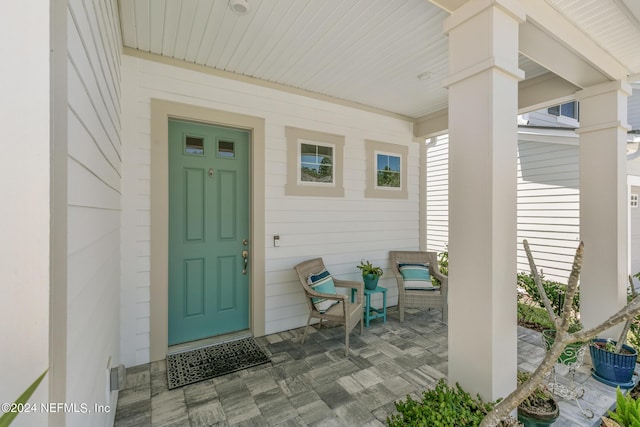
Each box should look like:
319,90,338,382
357,259,383,290
517,370,559,427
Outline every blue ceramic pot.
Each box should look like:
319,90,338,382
363,274,379,290
590,339,638,386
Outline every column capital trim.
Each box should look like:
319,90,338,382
443,56,525,88
443,0,525,34
575,80,633,101
575,120,631,135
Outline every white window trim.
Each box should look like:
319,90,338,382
297,138,336,187
365,139,408,199
285,126,344,197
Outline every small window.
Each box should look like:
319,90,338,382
548,101,578,120
376,153,401,188
285,126,345,197
365,140,408,199
217,140,235,158
185,136,204,155
631,194,638,208
300,142,333,183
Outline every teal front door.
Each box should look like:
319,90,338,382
168,119,250,345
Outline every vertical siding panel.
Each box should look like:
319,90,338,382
66,1,121,425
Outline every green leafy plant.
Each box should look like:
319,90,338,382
431,247,448,288
387,379,516,427
517,302,555,331
438,248,448,276
517,272,580,318
0,370,48,427
357,259,383,277
606,387,640,427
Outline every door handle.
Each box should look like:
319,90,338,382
242,250,249,275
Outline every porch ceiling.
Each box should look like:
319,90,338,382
118,0,640,120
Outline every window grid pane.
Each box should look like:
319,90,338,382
300,143,333,183
376,154,401,188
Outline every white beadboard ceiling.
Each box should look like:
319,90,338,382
118,0,640,119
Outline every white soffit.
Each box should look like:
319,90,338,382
546,0,640,73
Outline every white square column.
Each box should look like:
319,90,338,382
577,81,631,335
444,0,524,400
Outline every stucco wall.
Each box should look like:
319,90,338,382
120,54,419,366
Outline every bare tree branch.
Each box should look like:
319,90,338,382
482,241,640,426
523,239,557,324
614,277,638,352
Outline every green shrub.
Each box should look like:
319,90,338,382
387,379,496,427
438,249,448,276
517,272,579,317
517,303,555,330
431,248,448,288
607,387,640,427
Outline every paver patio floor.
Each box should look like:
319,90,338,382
114,306,626,426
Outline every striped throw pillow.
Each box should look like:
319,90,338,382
398,263,438,290
307,270,339,313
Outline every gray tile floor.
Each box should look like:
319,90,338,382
114,307,627,426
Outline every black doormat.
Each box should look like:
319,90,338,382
166,337,270,389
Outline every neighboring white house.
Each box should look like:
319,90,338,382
427,93,640,282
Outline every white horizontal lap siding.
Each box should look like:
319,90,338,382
425,135,579,284
67,1,121,425
121,55,418,362
426,135,449,254
517,141,580,282
628,89,640,130
630,186,640,278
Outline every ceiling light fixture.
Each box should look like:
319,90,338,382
229,0,251,15
417,71,432,81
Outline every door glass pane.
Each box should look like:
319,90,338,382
185,136,204,155
218,140,235,158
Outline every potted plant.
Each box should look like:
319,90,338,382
357,259,383,290
590,277,639,388
589,338,638,388
517,370,559,427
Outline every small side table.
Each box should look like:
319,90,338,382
352,286,387,327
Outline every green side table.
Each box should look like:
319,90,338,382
352,286,387,327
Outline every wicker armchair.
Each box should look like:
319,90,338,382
293,258,364,357
390,251,448,323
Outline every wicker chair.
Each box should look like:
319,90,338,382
390,251,448,323
293,258,364,357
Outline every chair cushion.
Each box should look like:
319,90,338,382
307,270,339,313
398,263,438,290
